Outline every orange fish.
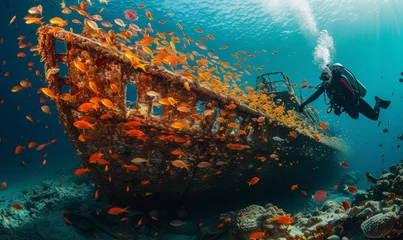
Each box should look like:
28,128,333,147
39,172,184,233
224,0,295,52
340,161,350,168
97,159,109,165
301,190,307,196
78,102,98,112
171,149,184,155
17,52,27,58
42,159,47,165
121,162,139,171
74,61,88,72
344,185,358,194
122,121,143,128
64,216,73,225
101,98,117,111
41,106,51,115
320,121,328,131
249,231,266,240
125,129,145,137
78,134,91,142
141,180,150,185
15,145,24,154
146,11,153,20
89,152,103,163
26,116,34,123
100,114,112,120
12,204,24,210
289,131,297,138
291,184,298,190
334,183,340,190
74,120,96,130
94,189,99,199
9,16,17,26
197,162,212,168
171,122,188,129
88,81,99,94
121,217,128,221
41,88,58,99
110,83,120,95
227,103,236,109
272,215,293,225
74,167,90,175
59,94,73,101
313,134,320,142
1,182,7,191
108,207,129,215
50,17,67,27
341,200,351,210
248,177,259,187
171,160,191,170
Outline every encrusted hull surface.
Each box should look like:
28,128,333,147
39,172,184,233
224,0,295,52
37,26,347,203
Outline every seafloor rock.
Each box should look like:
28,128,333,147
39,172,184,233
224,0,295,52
232,204,292,239
360,212,398,238
322,201,345,213
353,191,373,205
375,179,390,191
0,169,92,240
356,208,373,220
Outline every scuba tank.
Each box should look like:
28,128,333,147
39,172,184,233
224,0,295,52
329,63,367,98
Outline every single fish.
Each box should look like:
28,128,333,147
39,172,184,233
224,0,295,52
272,136,284,142
170,220,186,227
313,190,328,202
131,158,149,163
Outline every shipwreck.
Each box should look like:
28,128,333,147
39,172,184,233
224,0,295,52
36,26,347,204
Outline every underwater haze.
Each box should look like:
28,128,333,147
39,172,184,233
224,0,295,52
0,0,403,239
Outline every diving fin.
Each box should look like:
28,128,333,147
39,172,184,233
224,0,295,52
375,96,391,109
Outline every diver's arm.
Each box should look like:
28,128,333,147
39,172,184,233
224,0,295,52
300,86,325,109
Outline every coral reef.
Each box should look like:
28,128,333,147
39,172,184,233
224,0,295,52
360,212,398,238
231,203,292,239
0,169,92,240
216,162,403,240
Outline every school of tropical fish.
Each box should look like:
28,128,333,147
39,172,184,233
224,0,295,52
0,0,360,235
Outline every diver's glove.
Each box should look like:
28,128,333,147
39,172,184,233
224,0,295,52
298,104,306,112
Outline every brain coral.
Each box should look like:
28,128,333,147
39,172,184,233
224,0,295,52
360,212,398,238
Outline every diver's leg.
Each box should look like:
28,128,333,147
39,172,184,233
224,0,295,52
347,109,359,119
375,96,391,109
358,98,379,120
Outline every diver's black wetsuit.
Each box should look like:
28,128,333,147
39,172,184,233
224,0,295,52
300,70,386,120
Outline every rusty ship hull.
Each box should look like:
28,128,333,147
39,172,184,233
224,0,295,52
37,26,347,203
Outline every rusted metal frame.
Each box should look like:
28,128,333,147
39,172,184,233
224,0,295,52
45,28,271,119
38,28,112,189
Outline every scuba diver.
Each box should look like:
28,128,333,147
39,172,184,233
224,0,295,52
299,63,391,120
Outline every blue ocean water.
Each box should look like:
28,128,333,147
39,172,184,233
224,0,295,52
0,0,402,237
